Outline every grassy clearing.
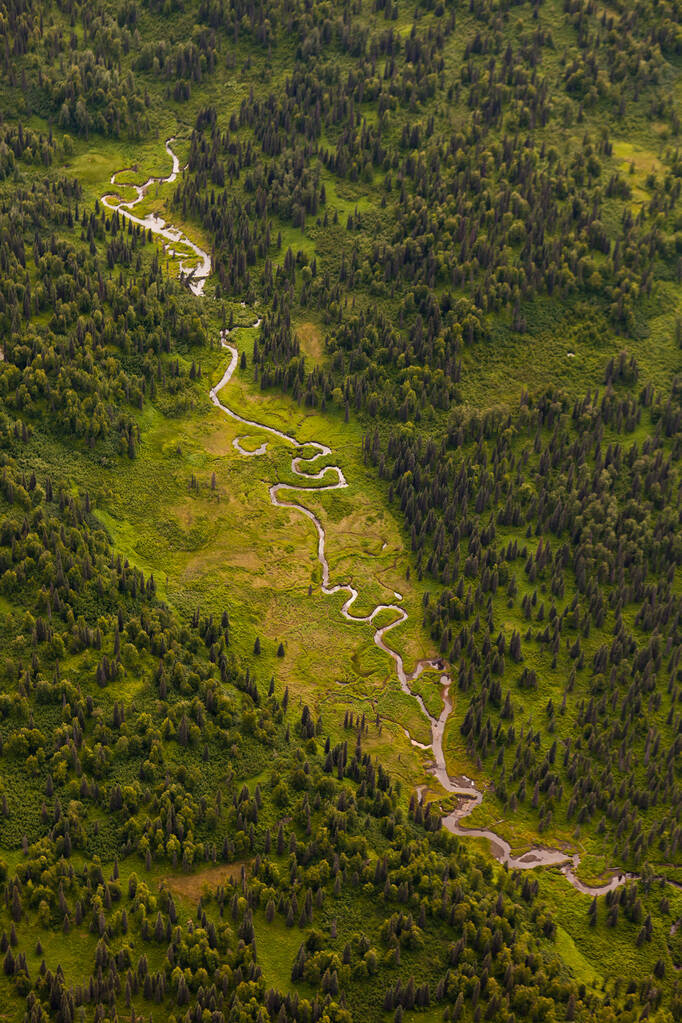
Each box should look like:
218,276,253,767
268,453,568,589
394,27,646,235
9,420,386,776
27,310,452,792
538,869,682,988
164,861,249,902
460,298,682,412
253,913,309,995
295,319,326,364
410,671,445,720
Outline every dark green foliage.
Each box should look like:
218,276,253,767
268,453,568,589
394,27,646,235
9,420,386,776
1,1,149,137
1,0,682,1020
173,0,682,424
0,180,204,454
367,369,682,867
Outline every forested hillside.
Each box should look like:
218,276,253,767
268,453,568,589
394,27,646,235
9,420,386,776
0,0,681,1021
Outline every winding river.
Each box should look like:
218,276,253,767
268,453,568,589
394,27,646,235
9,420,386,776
102,140,665,899
102,137,211,295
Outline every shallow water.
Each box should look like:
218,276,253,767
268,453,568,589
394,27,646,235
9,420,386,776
102,139,210,295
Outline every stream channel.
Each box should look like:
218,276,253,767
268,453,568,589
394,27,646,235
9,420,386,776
103,139,673,899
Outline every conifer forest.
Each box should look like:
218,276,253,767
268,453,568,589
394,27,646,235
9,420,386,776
0,0,682,1020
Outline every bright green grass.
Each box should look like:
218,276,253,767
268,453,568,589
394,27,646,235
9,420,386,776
26,310,450,794
410,672,445,721
538,868,682,989
253,912,310,995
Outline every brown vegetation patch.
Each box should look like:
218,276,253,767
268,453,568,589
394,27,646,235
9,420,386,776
296,321,324,362
164,860,250,901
